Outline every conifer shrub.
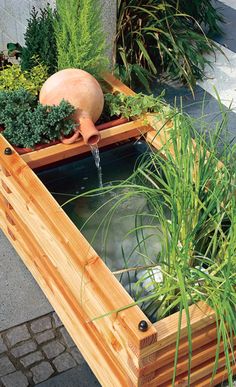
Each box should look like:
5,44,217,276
0,89,75,148
21,6,57,75
54,0,108,77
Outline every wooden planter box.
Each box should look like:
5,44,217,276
0,75,235,386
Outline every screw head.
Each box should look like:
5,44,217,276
4,147,12,155
138,320,148,332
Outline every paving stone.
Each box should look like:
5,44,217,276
52,312,63,328
52,352,77,373
5,325,30,347
20,351,44,368
0,337,7,354
59,327,75,348
31,361,54,384
70,347,85,365
35,330,55,345
0,356,15,377
42,341,65,359
1,371,28,387
30,316,52,334
11,340,37,358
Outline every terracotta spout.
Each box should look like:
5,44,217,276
78,115,101,145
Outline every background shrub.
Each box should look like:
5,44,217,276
21,6,57,75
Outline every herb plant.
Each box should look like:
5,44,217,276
54,0,108,77
0,63,48,95
0,89,75,148
21,6,57,75
104,91,172,120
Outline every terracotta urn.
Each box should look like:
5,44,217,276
39,69,104,145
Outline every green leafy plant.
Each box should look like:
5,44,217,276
0,63,48,95
0,89,76,148
104,91,172,120
54,0,108,77
116,0,223,92
21,6,57,75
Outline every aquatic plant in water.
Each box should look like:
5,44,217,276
62,103,236,385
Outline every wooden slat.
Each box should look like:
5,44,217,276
197,363,236,386
139,323,217,372
139,301,215,360
173,348,236,387
21,119,150,169
102,72,136,96
142,336,236,386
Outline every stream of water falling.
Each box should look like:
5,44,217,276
90,145,103,188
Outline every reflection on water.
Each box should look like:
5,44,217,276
38,141,164,313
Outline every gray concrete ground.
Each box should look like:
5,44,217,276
37,366,100,387
0,231,52,332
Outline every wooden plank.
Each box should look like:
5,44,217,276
21,119,150,169
173,348,236,387
197,363,236,386
102,72,136,96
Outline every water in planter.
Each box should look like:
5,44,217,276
90,144,103,188
38,141,166,321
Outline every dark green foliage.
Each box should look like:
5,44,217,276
178,0,224,36
7,42,22,58
0,89,75,148
54,0,108,77
21,6,57,75
116,0,223,91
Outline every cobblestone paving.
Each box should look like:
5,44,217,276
0,313,86,386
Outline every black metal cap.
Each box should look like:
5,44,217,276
4,147,13,155
138,320,148,332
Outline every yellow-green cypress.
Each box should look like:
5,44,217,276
54,0,108,77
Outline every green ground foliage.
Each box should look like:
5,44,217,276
0,89,75,148
54,0,108,77
21,6,57,75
